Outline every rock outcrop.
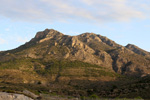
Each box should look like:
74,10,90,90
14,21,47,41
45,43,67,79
126,44,150,57
0,92,33,100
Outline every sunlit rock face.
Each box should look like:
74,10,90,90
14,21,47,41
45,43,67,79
0,92,33,100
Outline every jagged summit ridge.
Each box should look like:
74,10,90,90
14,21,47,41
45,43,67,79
32,29,121,49
126,43,150,57
31,29,63,42
0,29,150,77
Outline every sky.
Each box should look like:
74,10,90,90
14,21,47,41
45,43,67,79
0,0,150,51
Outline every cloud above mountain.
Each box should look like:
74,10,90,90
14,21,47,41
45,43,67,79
0,0,149,23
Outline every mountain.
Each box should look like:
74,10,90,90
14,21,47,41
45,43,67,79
0,29,150,99
2,29,150,76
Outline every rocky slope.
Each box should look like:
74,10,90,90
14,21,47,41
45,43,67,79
126,44,150,58
1,29,149,77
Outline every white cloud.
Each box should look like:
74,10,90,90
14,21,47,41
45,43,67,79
0,0,149,23
0,38,6,44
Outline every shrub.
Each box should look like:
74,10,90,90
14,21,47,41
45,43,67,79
89,94,99,99
135,96,143,99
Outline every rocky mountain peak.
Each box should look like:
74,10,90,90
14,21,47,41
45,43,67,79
78,32,120,48
80,32,96,37
32,29,63,43
126,44,150,56
2,29,150,77
78,33,102,43
34,29,50,39
126,44,136,48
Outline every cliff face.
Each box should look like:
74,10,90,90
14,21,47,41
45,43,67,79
0,29,150,78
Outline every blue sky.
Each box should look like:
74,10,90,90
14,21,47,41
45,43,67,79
0,0,150,51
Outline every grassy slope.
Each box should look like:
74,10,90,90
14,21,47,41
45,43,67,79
0,53,148,99
0,58,118,82
0,57,122,97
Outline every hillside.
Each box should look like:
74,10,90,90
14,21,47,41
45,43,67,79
0,29,150,99
1,29,150,76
